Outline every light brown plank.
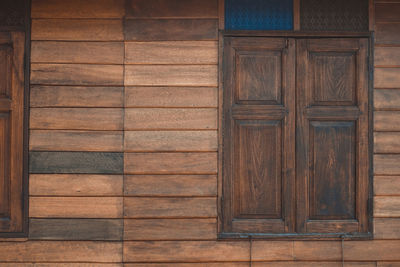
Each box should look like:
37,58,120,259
124,152,218,174
124,131,217,152
30,86,124,108
375,176,400,196
375,132,400,153
29,197,123,218
125,87,218,108
0,241,122,262
254,263,376,267
375,47,400,67
124,175,217,196
376,22,400,45
125,65,218,86
252,241,293,261
374,154,400,175
123,241,249,262
31,41,124,64
125,41,217,64
374,112,400,131
124,264,248,267
378,263,400,267
344,240,400,260
124,218,216,240
31,64,124,86
375,196,400,217
375,68,400,89
29,174,123,196
374,218,400,239
374,89,400,110
293,241,341,261
125,108,217,130
124,197,216,218
30,108,123,130
375,3,400,22
0,264,122,267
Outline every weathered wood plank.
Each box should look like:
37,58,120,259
124,175,217,196
375,68,400,89
374,89,400,110
378,263,400,267
31,42,124,64
375,3,400,22
124,197,216,218
374,154,400,175
344,240,400,260
125,41,217,64
29,152,124,174
0,241,122,262
375,132,400,153
374,112,400,131
375,196,400,217
30,130,123,152
374,218,400,239
375,23,400,45
293,241,341,261
31,64,124,86
29,219,123,240
124,264,375,267
30,86,124,107
125,109,217,130
251,241,294,261
125,87,218,108
124,264,248,267
123,241,249,262
0,264,122,267
30,174,123,196
32,19,123,41
29,197,123,218
375,47,400,67
375,176,400,196
32,0,124,18
124,219,216,240
124,152,218,174
30,108,123,130
124,19,218,41
124,131,217,152
125,65,218,86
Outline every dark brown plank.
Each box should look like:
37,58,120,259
124,19,218,41
374,176,400,196
374,196,400,217
374,112,400,131
376,3,400,22
29,219,123,240
375,68,400,88
375,47,400,67
375,22,400,45
374,218,400,239
374,89,400,110
375,155,400,175
375,132,400,153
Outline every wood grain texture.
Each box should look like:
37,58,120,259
32,0,124,18
124,197,216,218
0,241,122,262
125,41,217,64
124,218,216,240
30,174,123,196
125,109,217,130
375,112,400,131
374,89,400,110
125,65,218,86
125,87,218,108
375,68,400,88
124,264,248,267
31,41,124,64
29,152,124,174
375,132,400,153
124,19,218,41
31,64,124,86
124,152,217,174
29,197,123,218
124,264,375,267
124,175,217,196
375,3,400,22
375,197,400,217
0,264,122,267
124,131,217,152
30,108,123,130
123,241,249,262
293,241,341,261
374,154,400,175
251,241,294,261
375,23,400,45
125,0,218,18
375,176,400,196
30,86,124,107
375,47,400,67
344,240,400,260
378,263,400,267
29,219,123,240
32,19,123,41
374,218,400,239
30,130,123,152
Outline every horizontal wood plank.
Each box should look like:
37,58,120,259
252,241,294,261
375,68,400,89
125,109,217,130
125,87,218,108
124,152,217,174
124,264,375,267
32,19,123,41
124,219,216,240
375,196,400,217
375,47,400,66
124,197,216,218
0,241,122,262
29,197,123,218
374,218,400,239
378,263,400,267
29,152,124,174
125,65,218,86
375,22,400,45
30,174,123,196
375,132,400,153
30,108,123,130
374,112,400,131
31,41,124,64
293,241,341,261
374,154,400,175
124,175,217,196
124,19,218,41
0,264,122,267
31,64,124,86
344,240,400,260
125,41,217,64
374,89,400,110
375,176,400,196
29,219,123,240
375,3,400,22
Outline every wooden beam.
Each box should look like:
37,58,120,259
293,0,301,30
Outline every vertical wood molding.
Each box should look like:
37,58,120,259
219,0,224,30
369,0,375,31
293,0,301,31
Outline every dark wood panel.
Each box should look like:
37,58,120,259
375,155,400,175
124,19,218,41
374,89,400,110
29,152,123,174
375,3,400,22
29,219,123,240
374,176,400,196
375,22,400,45
0,115,10,226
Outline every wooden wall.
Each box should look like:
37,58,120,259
0,0,399,265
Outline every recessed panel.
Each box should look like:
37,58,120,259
236,51,282,103
0,46,11,97
311,52,356,105
309,121,356,220
0,114,10,218
234,120,282,219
